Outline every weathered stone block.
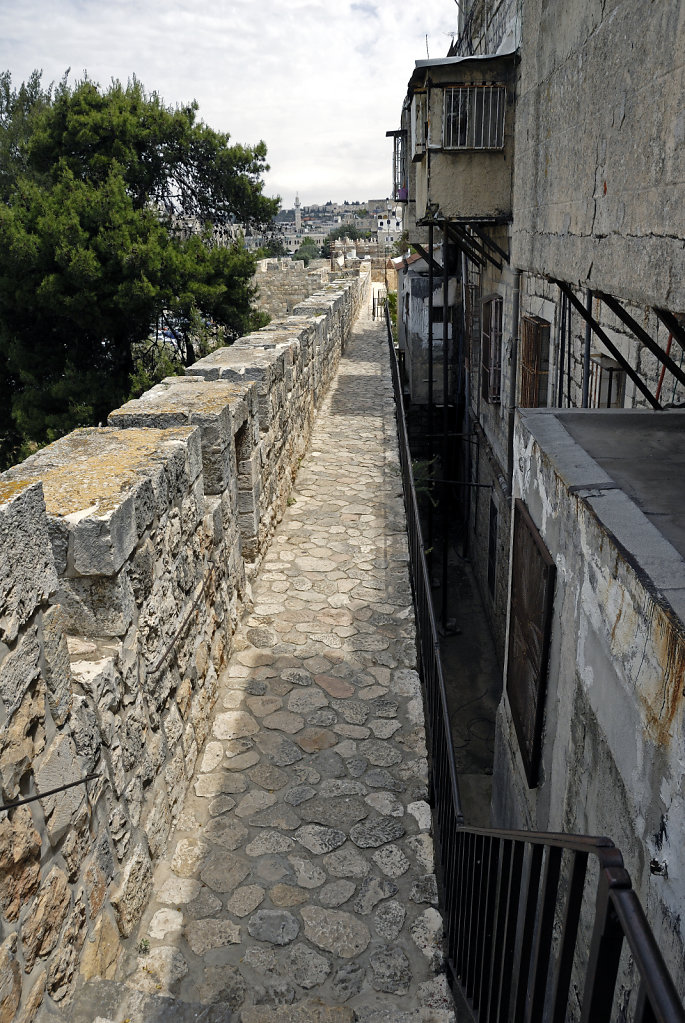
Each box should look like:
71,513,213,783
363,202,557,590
21,866,70,972
0,936,21,1023
0,806,42,922
36,734,85,846
1,427,199,580
144,782,172,859
110,843,153,937
0,481,57,646
0,626,41,721
14,968,45,1023
47,890,86,1000
55,570,136,638
79,911,121,980
0,684,46,799
69,495,138,577
68,694,100,769
41,605,73,726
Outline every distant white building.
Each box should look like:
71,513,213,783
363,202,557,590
376,205,404,251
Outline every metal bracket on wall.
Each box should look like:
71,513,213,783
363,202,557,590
655,308,685,353
469,222,510,264
445,222,487,268
598,293,685,394
552,279,662,410
410,243,443,275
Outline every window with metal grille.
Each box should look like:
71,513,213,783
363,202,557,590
589,355,626,408
411,92,427,159
520,315,550,408
389,131,408,202
481,296,502,403
443,85,506,150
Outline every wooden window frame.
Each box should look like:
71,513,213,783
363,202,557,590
506,499,556,787
520,315,551,408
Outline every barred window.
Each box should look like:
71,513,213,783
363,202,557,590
481,296,503,403
443,85,506,150
389,131,408,202
411,91,427,158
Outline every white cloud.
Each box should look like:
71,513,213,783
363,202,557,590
0,0,458,206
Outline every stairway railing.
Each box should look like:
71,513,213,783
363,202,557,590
384,303,685,1023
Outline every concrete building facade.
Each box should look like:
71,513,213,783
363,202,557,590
390,0,685,994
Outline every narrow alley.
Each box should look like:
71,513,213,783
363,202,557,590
65,298,456,1022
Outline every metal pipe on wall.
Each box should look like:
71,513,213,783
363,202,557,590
428,223,434,449
557,290,567,408
567,296,572,407
506,268,521,492
427,223,435,568
581,288,593,407
442,222,450,630
461,251,471,557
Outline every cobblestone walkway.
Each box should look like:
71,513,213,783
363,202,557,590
89,299,455,1022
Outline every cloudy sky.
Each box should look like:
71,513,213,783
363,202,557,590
0,0,458,209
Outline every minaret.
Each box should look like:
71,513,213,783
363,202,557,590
294,194,302,234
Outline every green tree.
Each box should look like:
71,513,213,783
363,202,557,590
255,231,288,259
292,237,320,266
0,73,278,466
391,231,409,258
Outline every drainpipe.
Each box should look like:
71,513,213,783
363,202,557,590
427,223,434,571
461,252,471,556
581,288,593,408
556,291,567,408
441,222,450,630
428,223,434,444
506,268,521,494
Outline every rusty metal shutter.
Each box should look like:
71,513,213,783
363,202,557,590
506,499,556,787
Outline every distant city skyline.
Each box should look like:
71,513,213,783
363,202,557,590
0,0,458,207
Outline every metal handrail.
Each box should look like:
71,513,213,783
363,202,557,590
384,302,685,1023
384,301,464,827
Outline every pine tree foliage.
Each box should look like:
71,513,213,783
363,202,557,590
0,72,278,467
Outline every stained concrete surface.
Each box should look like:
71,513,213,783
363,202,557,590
559,410,685,559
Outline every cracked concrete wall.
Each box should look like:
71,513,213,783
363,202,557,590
0,271,369,1022
512,0,685,309
492,408,685,1000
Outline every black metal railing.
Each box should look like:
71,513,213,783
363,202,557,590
384,304,685,1023
384,301,464,841
448,827,684,1023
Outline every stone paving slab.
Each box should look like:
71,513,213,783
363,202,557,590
101,298,455,1022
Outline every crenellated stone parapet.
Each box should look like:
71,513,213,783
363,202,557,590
0,270,369,1020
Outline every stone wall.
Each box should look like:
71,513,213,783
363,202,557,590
0,271,369,1022
512,0,685,310
253,259,330,320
